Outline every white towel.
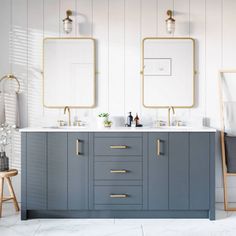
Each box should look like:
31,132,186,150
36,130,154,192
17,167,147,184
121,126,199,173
0,91,5,124
2,92,20,128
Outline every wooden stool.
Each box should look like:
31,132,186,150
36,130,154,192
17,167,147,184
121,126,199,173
0,169,20,217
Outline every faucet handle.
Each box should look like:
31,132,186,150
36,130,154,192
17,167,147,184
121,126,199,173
156,120,166,127
174,120,184,127
57,120,66,127
73,120,82,126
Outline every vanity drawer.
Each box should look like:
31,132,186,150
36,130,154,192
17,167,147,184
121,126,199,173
94,162,142,180
94,132,142,138
94,137,142,156
94,186,142,205
94,156,142,162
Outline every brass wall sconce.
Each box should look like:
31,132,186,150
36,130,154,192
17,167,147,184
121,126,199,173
166,10,175,34
63,10,73,34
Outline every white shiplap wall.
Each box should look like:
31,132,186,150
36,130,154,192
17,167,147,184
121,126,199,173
1,0,236,202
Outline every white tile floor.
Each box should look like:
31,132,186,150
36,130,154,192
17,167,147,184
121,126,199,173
1,204,236,236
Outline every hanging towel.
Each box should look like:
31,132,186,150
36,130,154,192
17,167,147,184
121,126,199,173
0,91,5,125
224,101,236,136
3,92,21,128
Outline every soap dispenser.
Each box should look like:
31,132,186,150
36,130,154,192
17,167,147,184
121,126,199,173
127,112,133,127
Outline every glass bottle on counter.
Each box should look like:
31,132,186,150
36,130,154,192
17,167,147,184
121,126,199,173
127,112,133,127
134,113,140,127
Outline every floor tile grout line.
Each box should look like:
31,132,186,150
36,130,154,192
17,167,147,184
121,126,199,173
33,223,42,236
141,224,144,236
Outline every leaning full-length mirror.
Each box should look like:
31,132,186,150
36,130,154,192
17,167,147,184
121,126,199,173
142,37,195,108
43,38,96,108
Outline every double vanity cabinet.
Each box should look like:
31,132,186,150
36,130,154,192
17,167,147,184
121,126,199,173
20,127,216,220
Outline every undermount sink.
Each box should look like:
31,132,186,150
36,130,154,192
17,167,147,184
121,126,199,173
150,126,195,130
43,126,86,129
156,126,189,129
58,126,87,129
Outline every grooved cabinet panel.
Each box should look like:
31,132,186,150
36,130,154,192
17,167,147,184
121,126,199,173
169,133,189,210
26,133,47,210
190,133,210,209
148,133,168,210
47,133,68,210
68,133,89,210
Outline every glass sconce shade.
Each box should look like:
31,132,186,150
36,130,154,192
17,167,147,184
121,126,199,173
166,10,175,34
63,18,73,34
63,10,73,34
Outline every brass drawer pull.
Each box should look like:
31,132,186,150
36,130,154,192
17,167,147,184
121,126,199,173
110,169,127,174
110,145,127,149
157,139,160,156
76,139,81,155
110,194,128,198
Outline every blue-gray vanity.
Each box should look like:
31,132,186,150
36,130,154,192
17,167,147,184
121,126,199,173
20,127,216,220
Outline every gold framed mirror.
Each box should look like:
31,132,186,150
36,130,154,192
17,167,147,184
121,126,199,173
141,37,195,108
43,37,96,108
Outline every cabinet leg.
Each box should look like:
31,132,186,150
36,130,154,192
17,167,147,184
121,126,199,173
21,209,27,220
209,210,215,220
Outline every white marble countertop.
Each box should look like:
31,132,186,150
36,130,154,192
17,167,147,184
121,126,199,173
19,126,217,132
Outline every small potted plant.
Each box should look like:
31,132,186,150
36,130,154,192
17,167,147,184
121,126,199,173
98,113,112,128
104,120,112,128
0,124,14,171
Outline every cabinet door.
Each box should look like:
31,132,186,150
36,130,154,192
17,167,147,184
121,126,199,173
68,133,89,210
48,133,68,210
26,133,47,210
190,133,209,209
148,133,168,210
169,133,189,210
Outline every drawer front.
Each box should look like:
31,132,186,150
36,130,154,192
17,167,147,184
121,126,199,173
94,137,142,156
94,162,142,180
95,132,142,138
94,156,142,162
94,186,142,205
94,204,142,210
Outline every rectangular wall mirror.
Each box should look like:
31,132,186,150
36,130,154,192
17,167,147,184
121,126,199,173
43,38,96,108
142,37,195,108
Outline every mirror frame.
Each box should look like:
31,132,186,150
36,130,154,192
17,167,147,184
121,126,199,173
141,37,195,108
43,37,96,108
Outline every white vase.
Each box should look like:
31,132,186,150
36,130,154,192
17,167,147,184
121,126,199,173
97,117,106,128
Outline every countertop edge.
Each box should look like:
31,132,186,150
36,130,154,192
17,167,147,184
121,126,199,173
19,127,217,133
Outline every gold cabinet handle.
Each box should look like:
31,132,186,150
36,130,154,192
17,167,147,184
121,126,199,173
157,139,161,156
76,139,81,155
110,145,127,149
110,169,127,174
110,194,128,198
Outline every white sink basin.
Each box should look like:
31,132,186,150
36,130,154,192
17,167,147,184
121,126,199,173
43,126,86,129
58,126,87,129
155,126,190,129
150,126,211,132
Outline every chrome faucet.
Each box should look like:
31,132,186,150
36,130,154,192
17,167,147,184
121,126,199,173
64,106,71,126
167,106,175,126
